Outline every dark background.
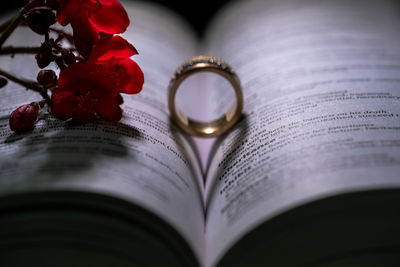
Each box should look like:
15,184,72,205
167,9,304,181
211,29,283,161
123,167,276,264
1,0,232,36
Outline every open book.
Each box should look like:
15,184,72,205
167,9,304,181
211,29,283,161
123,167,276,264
1,0,400,266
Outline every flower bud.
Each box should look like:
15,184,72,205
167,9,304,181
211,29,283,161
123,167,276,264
35,42,53,68
61,50,76,65
24,7,56,35
0,76,7,88
9,103,39,133
37,69,57,88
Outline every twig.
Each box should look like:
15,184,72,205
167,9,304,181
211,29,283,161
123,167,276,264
0,46,40,55
0,67,50,101
0,0,44,48
0,17,14,33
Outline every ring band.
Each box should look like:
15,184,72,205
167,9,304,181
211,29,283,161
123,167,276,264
168,56,244,137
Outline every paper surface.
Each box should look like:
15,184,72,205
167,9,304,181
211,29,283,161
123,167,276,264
0,2,205,262
203,0,400,265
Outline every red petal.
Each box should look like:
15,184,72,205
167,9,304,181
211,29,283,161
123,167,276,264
51,89,77,120
71,16,98,59
87,63,120,97
56,0,77,26
90,36,138,61
58,62,91,91
115,93,124,104
93,58,143,95
88,0,129,34
96,96,122,121
118,59,144,94
97,0,115,4
72,108,95,123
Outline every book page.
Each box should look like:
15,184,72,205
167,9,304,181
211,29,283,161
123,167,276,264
0,2,205,262
202,0,400,265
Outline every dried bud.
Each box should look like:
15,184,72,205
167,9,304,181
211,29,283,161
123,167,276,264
0,76,7,88
61,50,76,65
37,69,57,88
35,42,53,68
9,103,39,133
24,7,56,35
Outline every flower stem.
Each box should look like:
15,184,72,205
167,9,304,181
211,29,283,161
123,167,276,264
0,18,14,33
0,0,44,48
0,67,50,101
37,99,47,108
0,46,40,55
49,27,74,44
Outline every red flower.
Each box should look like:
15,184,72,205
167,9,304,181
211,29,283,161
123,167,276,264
9,103,39,133
56,0,129,58
51,35,144,123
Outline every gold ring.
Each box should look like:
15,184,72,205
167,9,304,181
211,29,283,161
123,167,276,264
168,56,244,137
